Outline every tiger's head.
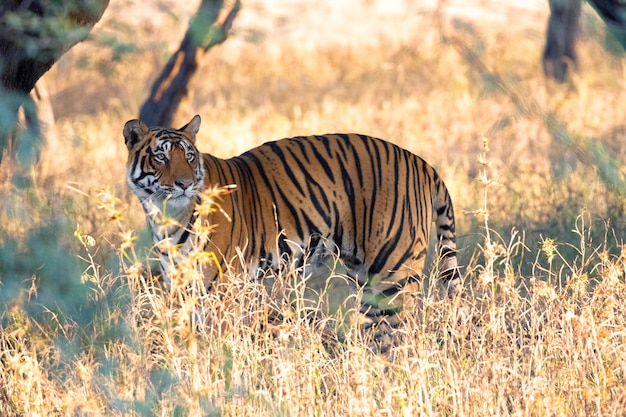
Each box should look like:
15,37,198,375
123,115,205,211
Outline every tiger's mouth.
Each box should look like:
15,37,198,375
163,188,197,208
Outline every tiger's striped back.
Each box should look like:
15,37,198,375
124,115,459,321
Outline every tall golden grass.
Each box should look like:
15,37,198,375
1,3,626,415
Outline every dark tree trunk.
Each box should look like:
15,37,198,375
139,0,240,128
138,34,202,128
587,0,626,50
543,0,626,83
543,0,582,83
0,0,109,163
0,0,109,93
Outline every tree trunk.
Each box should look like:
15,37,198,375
543,0,626,83
543,0,582,83
139,0,240,127
0,0,109,163
587,0,626,51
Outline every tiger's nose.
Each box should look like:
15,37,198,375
175,179,193,190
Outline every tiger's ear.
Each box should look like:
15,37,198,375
179,114,201,142
123,119,150,150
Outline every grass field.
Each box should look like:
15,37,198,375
2,1,626,415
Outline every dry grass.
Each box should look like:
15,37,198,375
2,2,626,416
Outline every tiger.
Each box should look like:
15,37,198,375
123,114,460,331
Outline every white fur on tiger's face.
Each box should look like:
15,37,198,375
124,114,460,313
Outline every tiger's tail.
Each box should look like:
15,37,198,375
433,174,460,297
